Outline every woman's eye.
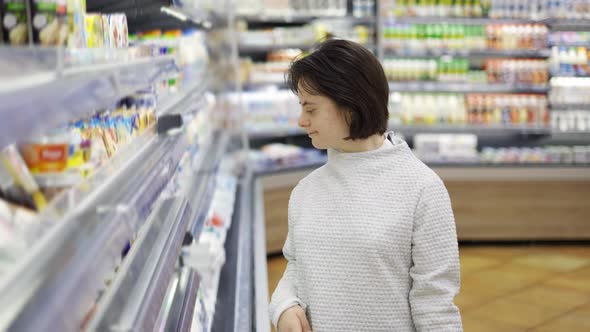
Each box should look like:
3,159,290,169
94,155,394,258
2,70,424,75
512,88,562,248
306,109,315,114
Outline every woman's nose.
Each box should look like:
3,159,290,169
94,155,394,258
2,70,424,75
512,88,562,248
298,114,310,128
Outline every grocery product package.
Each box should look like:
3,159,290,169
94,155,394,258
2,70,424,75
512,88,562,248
66,0,85,48
0,197,36,277
0,1,3,45
1,0,31,45
105,13,127,48
84,13,103,47
0,145,46,210
0,160,36,209
30,0,60,45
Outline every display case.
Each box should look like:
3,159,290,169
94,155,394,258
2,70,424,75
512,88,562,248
0,0,271,331
237,1,590,247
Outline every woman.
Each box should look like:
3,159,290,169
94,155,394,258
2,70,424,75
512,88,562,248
269,39,463,332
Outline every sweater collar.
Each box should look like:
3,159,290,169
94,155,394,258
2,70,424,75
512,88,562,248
327,131,407,162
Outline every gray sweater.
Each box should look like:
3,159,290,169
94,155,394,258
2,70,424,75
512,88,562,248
269,133,463,331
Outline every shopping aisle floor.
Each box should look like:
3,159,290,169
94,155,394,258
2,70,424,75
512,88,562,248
267,245,590,331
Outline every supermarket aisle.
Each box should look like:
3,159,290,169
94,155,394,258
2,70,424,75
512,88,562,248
267,245,590,331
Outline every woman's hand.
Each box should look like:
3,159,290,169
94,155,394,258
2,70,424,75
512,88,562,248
277,305,312,332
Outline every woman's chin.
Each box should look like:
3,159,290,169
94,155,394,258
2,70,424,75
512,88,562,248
311,140,326,150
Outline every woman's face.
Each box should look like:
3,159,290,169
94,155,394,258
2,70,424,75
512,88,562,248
297,85,350,150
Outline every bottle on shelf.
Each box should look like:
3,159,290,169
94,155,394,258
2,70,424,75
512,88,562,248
550,77,590,105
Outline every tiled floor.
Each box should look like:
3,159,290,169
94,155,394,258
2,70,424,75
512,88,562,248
267,245,590,331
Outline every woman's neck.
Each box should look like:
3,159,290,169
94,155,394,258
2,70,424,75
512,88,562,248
337,134,385,153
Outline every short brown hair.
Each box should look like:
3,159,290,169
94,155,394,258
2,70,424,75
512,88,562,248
286,39,389,140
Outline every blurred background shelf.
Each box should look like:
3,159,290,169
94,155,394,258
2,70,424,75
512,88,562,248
248,127,305,140
237,14,375,25
383,48,552,58
550,131,590,140
391,124,552,136
247,124,552,141
239,44,313,53
388,82,550,93
550,103,590,110
388,17,542,25
544,18,590,31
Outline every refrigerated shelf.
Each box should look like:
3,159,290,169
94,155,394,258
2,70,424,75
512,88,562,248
247,123,552,140
545,18,590,31
388,81,550,93
248,127,306,139
86,130,228,331
87,0,225,31
209,169,271,332
391,124,552,136
550,131,590,140
383,48,552,58
0,127,187,331
244,81,289,91
388,17,542,25
237,14,374,25
0,69,218,330
548,42,590,47
162,267,202,331
0,47,177,149
550,103,590,111
239,44,312,53
550,74,590,79
87,193,192,331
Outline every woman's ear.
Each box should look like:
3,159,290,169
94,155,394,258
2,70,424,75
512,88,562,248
343,109,353,127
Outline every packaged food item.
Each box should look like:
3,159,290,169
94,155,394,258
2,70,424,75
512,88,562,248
106,13,127,48
101,13,109,46
66,0,85,48
118,13,127,47
87,116,109,164
30,0,60,45
84,13,103,47
55,0,66,45
1,145,46,210
0,199,31,276
66,124,92,172
99,115,118,158
0,1,4,45
2,0,30,45
0,161,35,209
20,131,70,173
0,198,12,224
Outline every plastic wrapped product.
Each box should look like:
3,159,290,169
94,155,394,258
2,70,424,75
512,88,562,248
66,0,85,48
119,13,127,47
84,12,104,48
2,0,30,45
20,131,70,173
55,0,66,45
0,145,46,210
0,0,4,45
107,13,127,48
0,160,36,209
0,198,34,277
31,0,60,45
100,13,109,47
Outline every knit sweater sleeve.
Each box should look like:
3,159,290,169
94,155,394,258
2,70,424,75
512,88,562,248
409,176,463,331
268,186,306,328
